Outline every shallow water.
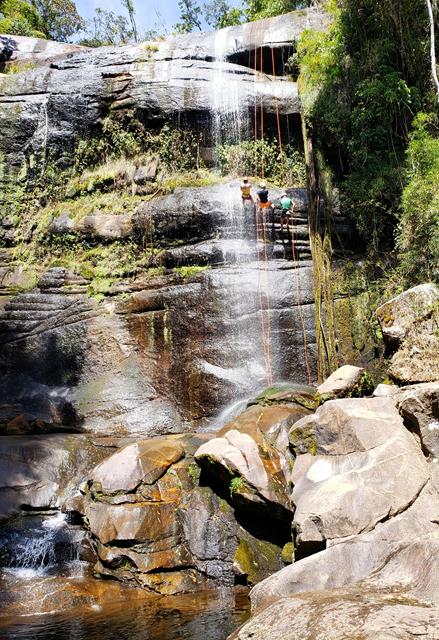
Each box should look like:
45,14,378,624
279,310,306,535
0,514,249,640
0,580,250,640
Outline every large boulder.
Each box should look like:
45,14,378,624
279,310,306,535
249,484,439,612
195,403,310,519
0,434,116,521
316,364,369,399
231,586,439,640
289,397,429,544
395,382,439,458
376,284,439,383
82,433,286,593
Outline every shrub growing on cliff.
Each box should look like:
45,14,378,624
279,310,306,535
297,0,437,275
74,114,203,176
397,113,439,284
217,139,306,186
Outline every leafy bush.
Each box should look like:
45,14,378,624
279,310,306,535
217,139,306,186
297,0,435,262
74,114,202,176
397,113,439,284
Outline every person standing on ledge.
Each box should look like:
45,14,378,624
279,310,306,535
240,177,254,208
256,181,272,212
280,191,295,235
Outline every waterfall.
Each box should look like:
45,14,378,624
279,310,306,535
212,28,249,148
0,512,85,579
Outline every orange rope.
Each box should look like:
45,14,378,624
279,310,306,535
289,208,312,384
260,46,265,179
255,206,271,385
253,49,258,177
271,47,285,183
261,206,273,385
257,45,272,385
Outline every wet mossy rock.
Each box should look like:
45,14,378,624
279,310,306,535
234,536,284,586
317,365,374,400
289,419,318,457
247,383,319,411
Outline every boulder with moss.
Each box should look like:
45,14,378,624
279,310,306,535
82,433,285,592
195,403,311,519
316,364,373,399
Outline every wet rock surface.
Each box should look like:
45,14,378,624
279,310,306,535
81,433,286,593
0,11,328,184
0,434,117,521
0,179,316,435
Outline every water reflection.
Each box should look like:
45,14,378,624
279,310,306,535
0,587,249,640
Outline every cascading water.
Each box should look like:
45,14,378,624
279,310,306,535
212,28,249,147
205,30,280,405
0,512,85,579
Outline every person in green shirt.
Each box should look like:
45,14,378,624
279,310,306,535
280,192,295,235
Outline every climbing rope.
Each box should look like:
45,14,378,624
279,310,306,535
260,46,265,179
270,46,312,384
251,46,313,386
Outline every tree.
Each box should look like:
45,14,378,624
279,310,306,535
121,0,137,42
425,0,439,102
204,0,242,28
78,7,132,47
30,0,83,41
244,0,312,21
0,0,45,37
174,0,202,33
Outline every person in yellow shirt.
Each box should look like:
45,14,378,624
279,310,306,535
240,177,254,207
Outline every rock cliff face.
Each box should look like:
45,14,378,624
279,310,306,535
0,9,328,188
0,183,317,435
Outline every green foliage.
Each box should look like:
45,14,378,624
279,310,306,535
120,0,137,42
397,113,439,284
230,476,245,495
173,265,209,279
297,0,437,273
5,61,36,73
188,462,201,483
245,0,311,21
31,0,83,41
174,0,202,33
74,114,202,177
0,0,45,37
217,139,306,186
204,0,242,28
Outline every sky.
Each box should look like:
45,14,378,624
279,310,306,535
76,0,243,35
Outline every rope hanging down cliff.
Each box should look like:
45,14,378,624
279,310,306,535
252,45,312,386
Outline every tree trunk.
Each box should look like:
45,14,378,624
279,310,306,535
426,0,439,101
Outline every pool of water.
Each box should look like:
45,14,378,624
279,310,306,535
0,513,249,640
0,581,249,640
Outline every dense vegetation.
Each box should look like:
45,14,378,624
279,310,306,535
297,0,439,285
